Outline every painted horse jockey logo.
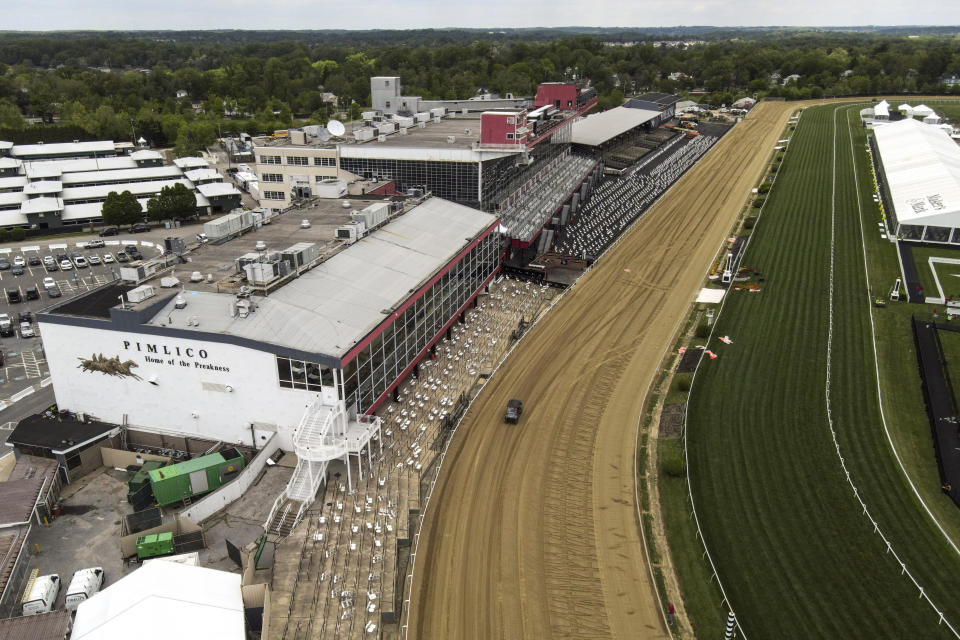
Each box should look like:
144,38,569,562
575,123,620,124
77,353,142,380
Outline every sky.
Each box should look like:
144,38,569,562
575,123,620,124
4,0,960,31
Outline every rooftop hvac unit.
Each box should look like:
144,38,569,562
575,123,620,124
336,221,365,245
400,128,408,135
406,188,424,198
126,285,156,304
244,260,281,285
464,129,472,136
418,122,426,129
461,107,469,115
378,135,386,143
433,116,441,124
447,136,456,144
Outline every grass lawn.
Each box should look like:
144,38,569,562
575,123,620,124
685,102,960,638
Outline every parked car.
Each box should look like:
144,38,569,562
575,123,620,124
18,311,32,323
130,223,150,233
59,259,73,270
300,219,311,229
102,252,115,264
0,314,13,337
65,567,103,611
10,265,23,276
129,250,143,261
42,255,55,265
22,574,59,616
88,254,101,265
28,255,41,266
74,257,88,269
6,288,20,304
42,277,55,289
46,285,62,298
85,239,106,249
0,260,10,271
19,322,34,338
45,262,59,272
115,251,130,263
24,286,38,301
504,399,524,424
55,253,68,262
12,256,24,267
99,226,119,237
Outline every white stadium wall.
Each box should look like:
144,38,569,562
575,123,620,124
42,323,331,450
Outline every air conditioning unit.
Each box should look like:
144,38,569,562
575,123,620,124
464,129,472,136
446,136,456,144
378,135,386,143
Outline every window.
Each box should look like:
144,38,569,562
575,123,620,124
313,157,336,167
261,173,284,183
506,117,515,125
277,356,333,391
506,133,514,140
263,191,285,200
287,156,309,166
260,155,281,165
386,101,391,108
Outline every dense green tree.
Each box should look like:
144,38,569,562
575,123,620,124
0,100,23,129
101,190,143,226
147,183,196,221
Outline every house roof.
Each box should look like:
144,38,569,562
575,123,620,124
0,609,71,640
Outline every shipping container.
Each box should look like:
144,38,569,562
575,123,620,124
147,447,245,506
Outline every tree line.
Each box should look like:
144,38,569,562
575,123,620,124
1,29,960,155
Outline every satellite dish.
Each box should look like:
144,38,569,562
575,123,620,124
317,128,331,142
327,120,346,137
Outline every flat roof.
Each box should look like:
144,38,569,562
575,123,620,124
61,178,192,202
0,176,27,190
0,609,71,640
571,106,662,146
12,140,116,158
144,197,497,360
184,168,222,182
22,181,61,196
196,182,240,198
874,118,960,227
60,166,184,185
23,156,137,175
632,92,682,108
173,157,209,169
0,192,26,207
8,414,117,454
20,196,63,214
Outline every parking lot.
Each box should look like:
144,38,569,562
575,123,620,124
0,233,167,404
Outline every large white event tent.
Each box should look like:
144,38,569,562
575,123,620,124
874,117,960,243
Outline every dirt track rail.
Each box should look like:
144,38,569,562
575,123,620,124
408,101,798,639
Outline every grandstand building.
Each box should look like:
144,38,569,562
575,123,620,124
252,76,599,250
38,196,499,450
0,141,241,229
872,117,960,243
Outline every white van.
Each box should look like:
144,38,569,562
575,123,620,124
22,573,60,616
65,567,103,611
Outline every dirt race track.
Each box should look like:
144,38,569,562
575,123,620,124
408,101,797,640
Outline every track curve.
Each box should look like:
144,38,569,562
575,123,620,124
408,100,797,640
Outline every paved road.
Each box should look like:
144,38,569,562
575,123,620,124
408,101,797,639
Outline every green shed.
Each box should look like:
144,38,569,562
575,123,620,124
147,447,245,506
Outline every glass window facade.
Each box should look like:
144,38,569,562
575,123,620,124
314,157,337,167
339,157,479,205
341,229,499,413
263,190,285,200
260,155,281,165
277,356,335,391
261,173,284,183
481,142,569,210
287,156,309,166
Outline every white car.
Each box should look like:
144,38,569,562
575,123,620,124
59,260,73,270
19,322,34,338
102,253,115,263
12,256,24,267
88,255,101,265
300,219,311,229
74,257,88,268
42,277,56,289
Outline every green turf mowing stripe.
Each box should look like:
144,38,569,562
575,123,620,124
686,104,960,639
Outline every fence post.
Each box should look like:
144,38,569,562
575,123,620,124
725,611,737,639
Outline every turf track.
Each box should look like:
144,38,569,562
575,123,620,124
687,103,960,638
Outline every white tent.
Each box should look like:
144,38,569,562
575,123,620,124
874,99,891,119
73,561,244,640
898,103,914,115
912,104,935,117
925,113,943,125
874,118,960,240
